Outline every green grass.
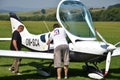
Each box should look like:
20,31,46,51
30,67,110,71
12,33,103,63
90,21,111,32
94,22,120,44
0,21,120,80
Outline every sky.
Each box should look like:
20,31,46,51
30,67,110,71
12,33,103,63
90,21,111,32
0,0,120,12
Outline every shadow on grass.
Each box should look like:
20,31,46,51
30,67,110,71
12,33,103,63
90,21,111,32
0,73,52,80
0,62,120,80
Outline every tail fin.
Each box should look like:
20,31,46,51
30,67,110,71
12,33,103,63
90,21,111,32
9,12,30,36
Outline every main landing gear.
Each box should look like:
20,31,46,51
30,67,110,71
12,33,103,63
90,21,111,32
82,62,104,80
37,61,53,77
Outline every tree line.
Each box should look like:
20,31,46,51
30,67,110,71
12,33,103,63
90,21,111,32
0,4,119,21
0,13,57,21
90,4,120,21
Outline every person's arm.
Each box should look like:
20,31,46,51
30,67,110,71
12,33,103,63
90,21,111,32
13,40,18,51
46,32,53,45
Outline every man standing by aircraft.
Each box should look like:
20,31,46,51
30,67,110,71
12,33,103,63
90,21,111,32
9,25,24,75
47,24,69,80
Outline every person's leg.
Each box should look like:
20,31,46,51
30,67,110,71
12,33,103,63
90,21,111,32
10,58,17,72
14,59,19,73
57,67,62,80
14,58,21,74
54,46,62,80
63,45,69,79
64,65,68,79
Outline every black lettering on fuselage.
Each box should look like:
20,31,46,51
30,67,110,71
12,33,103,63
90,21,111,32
26,38,40,46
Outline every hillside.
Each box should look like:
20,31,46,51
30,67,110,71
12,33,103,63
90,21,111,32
0,8,56,17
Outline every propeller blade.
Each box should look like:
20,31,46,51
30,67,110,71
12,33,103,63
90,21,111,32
112,47,120,56
104,52,111,76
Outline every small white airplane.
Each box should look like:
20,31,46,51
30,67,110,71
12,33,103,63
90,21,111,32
0,0,120,79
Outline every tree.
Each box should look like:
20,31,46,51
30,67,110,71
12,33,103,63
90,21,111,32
41,9,46,14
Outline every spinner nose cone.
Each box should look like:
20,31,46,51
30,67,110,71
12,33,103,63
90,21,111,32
107,44,116,51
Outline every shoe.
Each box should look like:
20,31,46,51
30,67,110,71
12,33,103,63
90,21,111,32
16,72,22,75
9,67,15,73
64,76,68,79
8,67,11,71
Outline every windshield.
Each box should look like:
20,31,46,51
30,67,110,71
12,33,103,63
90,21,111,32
58,0,96,38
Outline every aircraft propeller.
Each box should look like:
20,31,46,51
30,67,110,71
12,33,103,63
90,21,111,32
104,51,112,76
96,30,116,76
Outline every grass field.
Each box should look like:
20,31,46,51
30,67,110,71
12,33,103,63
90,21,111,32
0,21,120,80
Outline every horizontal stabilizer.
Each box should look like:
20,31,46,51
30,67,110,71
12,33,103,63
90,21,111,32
0,38,11,41
112,47,120,56
0,50,53,60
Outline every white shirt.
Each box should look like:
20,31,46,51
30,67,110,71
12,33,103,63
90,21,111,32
50,28,68,48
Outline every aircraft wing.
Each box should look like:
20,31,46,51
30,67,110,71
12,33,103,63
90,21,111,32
112,47,120,56
0,50,53,60
0,38,11,41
